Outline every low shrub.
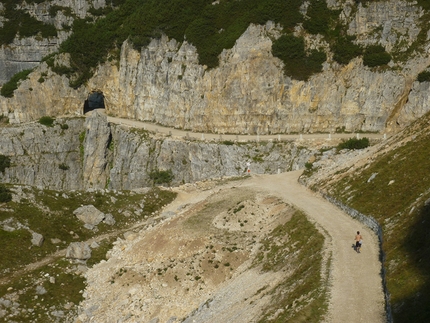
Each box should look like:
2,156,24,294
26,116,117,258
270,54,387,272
332,36,363,65
38,116,55,127
221,140,235,145
49,5,73,17
302,0,336,36
272,34,326,81
149,169,174,185
0,155,11,173
0,184,12,203
59,163,69,170
0,6,57,46
337,137,370,150
363,45,391,67
0,69,33,98
417,70,430,83
0,115,9,124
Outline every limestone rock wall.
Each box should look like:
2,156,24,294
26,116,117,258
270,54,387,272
92,21,430,135
0,117,84,190
0,113,313,191
2,0,430,134
0,0,106,85
0,61,87,123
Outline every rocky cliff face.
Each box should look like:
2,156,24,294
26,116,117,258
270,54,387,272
0,0,106,85
1,0,430,135
0,112,313,191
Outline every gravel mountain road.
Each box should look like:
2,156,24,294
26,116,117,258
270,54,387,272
240,171,386,323
105,111,386,322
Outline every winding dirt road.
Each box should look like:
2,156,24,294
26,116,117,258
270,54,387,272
240,171,386,323
104,111,386,322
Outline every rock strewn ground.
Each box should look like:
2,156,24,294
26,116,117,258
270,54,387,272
76,171,386,323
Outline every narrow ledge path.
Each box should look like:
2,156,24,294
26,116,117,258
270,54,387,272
104,113,386,143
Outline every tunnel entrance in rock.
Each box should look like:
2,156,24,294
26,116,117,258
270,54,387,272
84,90,105,114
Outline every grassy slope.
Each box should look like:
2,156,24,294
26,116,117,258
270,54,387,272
0,186,176,322
255,210,328,322
326,113,430,322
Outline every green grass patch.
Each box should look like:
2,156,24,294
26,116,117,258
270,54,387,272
0,186,176,273
0,185,176,322
0,229,32,270
255,210,328,322
0,259,85,322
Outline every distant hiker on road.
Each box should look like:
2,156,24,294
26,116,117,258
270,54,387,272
245,162,251,174
355,231,363,253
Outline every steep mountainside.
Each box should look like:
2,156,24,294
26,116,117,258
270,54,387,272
300,111,430,322
1,0,430,134
0,111,315,191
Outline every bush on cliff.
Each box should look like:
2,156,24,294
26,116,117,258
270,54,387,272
38,116,55,127
0,155,11,173
337,137,370,150
0,2,57,46
302,0,339,36
272,34,326,81
0,184,12,203
332,35,363,65
417,70,430,82
0,69,33,98
149,169,174,185
363,45,391,67
56,0,326,86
